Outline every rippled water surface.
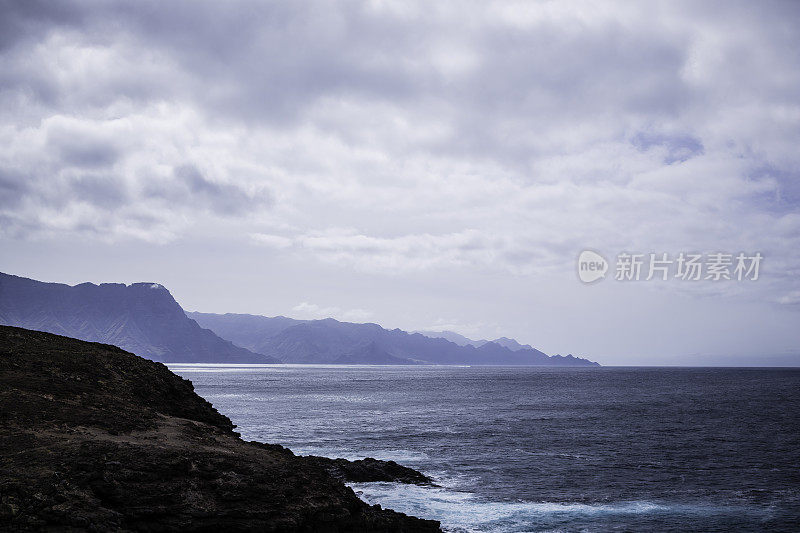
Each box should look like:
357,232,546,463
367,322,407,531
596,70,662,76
169,365,800,532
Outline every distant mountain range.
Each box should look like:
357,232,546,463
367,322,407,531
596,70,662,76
413,330,488,347
0,272,598,366
189,312,598,366
413,331,536,352
0,272,276,363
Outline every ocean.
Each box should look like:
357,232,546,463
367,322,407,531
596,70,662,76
169,365,800,532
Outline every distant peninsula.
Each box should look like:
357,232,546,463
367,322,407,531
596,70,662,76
190,311,598,366
0,272,598,366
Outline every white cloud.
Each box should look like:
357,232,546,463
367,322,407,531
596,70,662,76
777,291,800,306
414,317,498,340
292,301,373,322
250,233,294,249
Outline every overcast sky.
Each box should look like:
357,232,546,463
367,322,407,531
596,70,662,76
2,0,799,365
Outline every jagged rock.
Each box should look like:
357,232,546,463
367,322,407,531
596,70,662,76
304,457,436,485
0,326,441,532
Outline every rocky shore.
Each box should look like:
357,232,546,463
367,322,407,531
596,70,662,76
0,325,441,532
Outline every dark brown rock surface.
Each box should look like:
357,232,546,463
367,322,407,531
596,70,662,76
304,457,436,486
0,325,441,532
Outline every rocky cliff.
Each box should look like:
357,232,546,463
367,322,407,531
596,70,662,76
0,325,440,532
0,272,276,363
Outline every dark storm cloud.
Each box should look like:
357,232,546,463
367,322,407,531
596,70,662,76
420,21,694,168
0,165,127,211
127,1,427,119
46,129,121,169
68,175,129,208
0,0,83,52
0,169,28,207
7,0,426,124
0,0,799,255
173,164,273,216
3,0,798,148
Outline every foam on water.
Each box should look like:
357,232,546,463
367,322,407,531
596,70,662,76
348,482,763,533
172,365,800,531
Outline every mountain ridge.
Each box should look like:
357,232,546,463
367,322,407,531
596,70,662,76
412,330,488,347
413,331,537,352
0,272,598,366
0,272,277,363
191,312,599,366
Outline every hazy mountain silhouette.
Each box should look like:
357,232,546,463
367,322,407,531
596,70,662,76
0,272,597,366
185,312,304,353
415,331,536,352
0,272,276,363
489,336,535,352
191,312,599,366
413,330,488,347
335,341,417,364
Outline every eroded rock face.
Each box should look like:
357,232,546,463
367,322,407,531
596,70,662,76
304,457,436,486
0,326,441,532
0,272,277,363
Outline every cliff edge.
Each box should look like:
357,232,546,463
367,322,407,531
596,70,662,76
0,325,440,532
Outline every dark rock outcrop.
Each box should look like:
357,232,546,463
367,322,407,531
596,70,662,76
0,326,441,532
304,457,436,485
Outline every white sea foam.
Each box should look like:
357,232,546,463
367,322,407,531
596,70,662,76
515,449,589,460
348,482,754,533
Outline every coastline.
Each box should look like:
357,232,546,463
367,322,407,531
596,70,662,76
0,326,441,532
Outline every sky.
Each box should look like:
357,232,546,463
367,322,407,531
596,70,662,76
1,0,799,365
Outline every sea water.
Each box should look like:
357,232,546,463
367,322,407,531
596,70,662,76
169,365,800,532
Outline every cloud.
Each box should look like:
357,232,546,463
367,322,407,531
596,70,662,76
250,233,294,249
0,0,798,304
296,228,506,272
46,125,121,168
172,164,273,216
414,317,498,340
292,301,373,322
777,290,800,306
0,107,274,241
